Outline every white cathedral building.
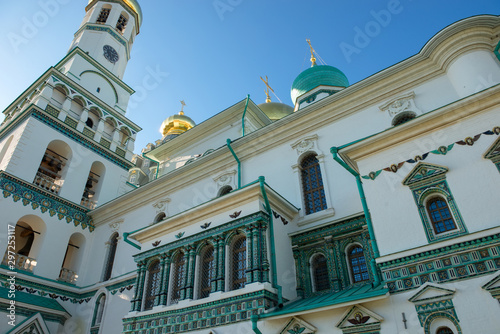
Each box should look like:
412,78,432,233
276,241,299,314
1,1,500,334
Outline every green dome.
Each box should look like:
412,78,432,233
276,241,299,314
291,65,349,104
257,102,294,121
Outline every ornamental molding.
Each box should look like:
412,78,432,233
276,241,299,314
152,198,170,214
408,282,455,305
336,304,383,333
279,317,317,334
213,170,237,189
379,91,421,119
291,134,321,156
482,271,500,299
11,313,53,334
402,162,449,187
109,219,124,232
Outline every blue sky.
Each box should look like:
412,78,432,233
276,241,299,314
0,0,498,152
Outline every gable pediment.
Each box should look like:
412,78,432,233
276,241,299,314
402,162,449,186
336,304,383,332
484,136,500,161
482,271,500,298
408,282,455,305
7,313,50,334
279,317,317,334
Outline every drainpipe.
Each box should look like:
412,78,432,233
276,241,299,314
258,176,283,307
241,94,250,137
123,232,141,250
330,147,381,286
142,153,160,180
226,139,241,189
251,315,263,334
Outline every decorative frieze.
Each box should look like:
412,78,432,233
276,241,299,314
122,290,278,334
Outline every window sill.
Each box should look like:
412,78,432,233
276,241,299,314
297,207,335,227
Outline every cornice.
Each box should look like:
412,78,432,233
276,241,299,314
339,84,500,166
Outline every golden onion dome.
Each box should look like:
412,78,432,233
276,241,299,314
159,112,196,140
87,0,143,27
257,102,294,122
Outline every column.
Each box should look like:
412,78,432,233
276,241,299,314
94,119,105,143
131,261,146,312
34,81,53,110
77,107,89,132
59,96,71,121
292,248,304,298
215,235,225,292
245,225,254,284
260,222,270,283
211,237,219,293
184,244,196,300
110,128,120,151
159,252,171,306
325,236,340,291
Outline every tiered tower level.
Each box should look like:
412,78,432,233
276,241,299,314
0,0,142,298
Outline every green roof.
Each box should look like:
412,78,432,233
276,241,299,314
260,283,388,319
0,286,68,314
291,65,349,104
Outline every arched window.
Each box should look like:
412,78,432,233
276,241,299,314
143,260,161,311
153,212,166,224
102,233,118,281
426,197,457,234
436,327,454,334
218,185,232,197
392,111,416,126
199,245,215,299
170,252,186,305
348,245,369,283
116,12,128,33
92,294,106,327
300,153,327,215
231,236,247,291
311,254,329,292
96,6,111,24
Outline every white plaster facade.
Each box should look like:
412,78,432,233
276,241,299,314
0,3,499,334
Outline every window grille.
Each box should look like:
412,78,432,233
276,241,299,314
171,253,185,304
96,8,111,24
232,236,246,290
426,197,457,234
143,261,161,310
199,246,215,298
116,14,128,33
312,254,329,292
102,233,118,281
349,246,369,283
300,154,327,214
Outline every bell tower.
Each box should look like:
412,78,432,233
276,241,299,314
65,0,142,80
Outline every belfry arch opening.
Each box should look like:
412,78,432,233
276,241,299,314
81,161,106,209
59,233,86,284
33,140,72,194
2,215,46,273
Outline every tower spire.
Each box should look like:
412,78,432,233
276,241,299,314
306,39,317,67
